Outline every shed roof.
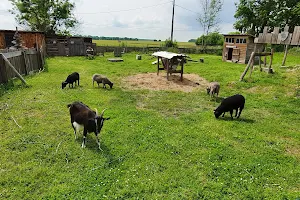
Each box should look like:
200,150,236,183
152,51,186,59
0,29,44,34
223,34,255,37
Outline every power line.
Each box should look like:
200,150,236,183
82,22,201,32
174,4,200,15
75,1,172,15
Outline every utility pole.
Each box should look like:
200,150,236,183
171,0,175,42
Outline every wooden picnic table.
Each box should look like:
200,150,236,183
152,51,187,81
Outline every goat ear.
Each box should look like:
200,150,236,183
104,117,110,120
213,109,216,111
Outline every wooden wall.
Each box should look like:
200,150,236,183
0,49,44,84
223,35,258,64
46,36,96,56
0,30,45,50
0,33,5,49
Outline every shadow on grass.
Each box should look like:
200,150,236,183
209,96,224,103
76,136,122,168
0,81,30,97
217,116,255,123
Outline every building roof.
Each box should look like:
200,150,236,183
223,34,255,37
0,29,44,34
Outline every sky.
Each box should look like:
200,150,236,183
0,0,239,42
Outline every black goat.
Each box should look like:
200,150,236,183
214,94,245,119
67,101,110,149
62,72,80,89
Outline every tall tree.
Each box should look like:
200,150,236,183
234,0,300,36
197,0,223,36
9,0,78,35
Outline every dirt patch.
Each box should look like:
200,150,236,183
122,72,209,92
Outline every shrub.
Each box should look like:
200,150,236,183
164,38,178,48
195,32,224,46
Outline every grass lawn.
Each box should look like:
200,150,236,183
93,40,197,48
0,52,299,199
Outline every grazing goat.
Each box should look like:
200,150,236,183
207,82,220,98
92,74,113,89
62,72,80,89
67,101,110,149
214,94,245,119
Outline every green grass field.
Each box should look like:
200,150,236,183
0,52,299,199
93,40,197,48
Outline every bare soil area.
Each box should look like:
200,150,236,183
122,72,209,92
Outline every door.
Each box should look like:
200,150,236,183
227,48,233,60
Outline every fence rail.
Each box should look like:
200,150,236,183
0,48,45,84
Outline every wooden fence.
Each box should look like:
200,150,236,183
0,48,45,84
96,46,223,55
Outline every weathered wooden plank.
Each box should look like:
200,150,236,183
0,56,8,83
291,26,300,45
282,33,293,45
0,54,27,85
271,27,280,44
265,33,272,43
257,33,263,43
254,52,272,56
2,51,22,59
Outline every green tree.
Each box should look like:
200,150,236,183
9,0,78,35
195,32,223,46
234,0,300,35
198,0,223,35
228,31,241,35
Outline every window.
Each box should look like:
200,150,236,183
226,37,235,43
236,38,240,43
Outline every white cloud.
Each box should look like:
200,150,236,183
0,0,238,41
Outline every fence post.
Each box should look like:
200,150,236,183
0,55,8,83
22,50,28,75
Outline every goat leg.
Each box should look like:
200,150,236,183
230,110,233,119
95,134,102,151
71,123,77,139
82,128,87,148
237,108,243,118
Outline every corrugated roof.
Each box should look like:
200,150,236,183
0,29,44,34
223,34,255,37
152,51,186,59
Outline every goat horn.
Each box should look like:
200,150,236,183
100,108,107,117
94,108,98,115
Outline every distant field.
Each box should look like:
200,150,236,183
93,40,197,48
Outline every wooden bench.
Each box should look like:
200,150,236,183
152,51,187,81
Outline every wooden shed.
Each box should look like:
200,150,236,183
0,29,45,50
46,35,96,56
222,34,264,64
